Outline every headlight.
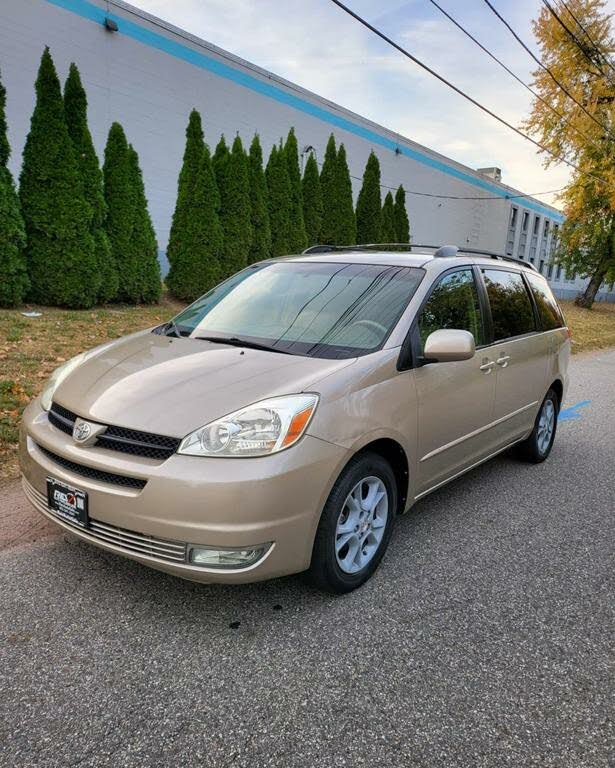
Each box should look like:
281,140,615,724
40,353,88,411
178,394,319,457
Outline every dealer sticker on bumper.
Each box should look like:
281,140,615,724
46,477,89,529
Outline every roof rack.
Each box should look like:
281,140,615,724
302,243,414,254
302,243,537,271
425,243,538,271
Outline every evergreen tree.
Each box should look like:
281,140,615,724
319,134,338,244
302,152,323,246
215,134,252,278
393,184,410,243
247,133,271,264
127,144,161,303
212,135,230,185
0,66,28,307
356,151,382,244
283,127,307,253
20,48,97,308
335,144,356,245
381,191,396,242
167,109,223,299
103,122,135,301
63,62,117,303
266,143,292,257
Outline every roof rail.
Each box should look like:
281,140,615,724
413,243,538,271
302,243,414,254
301,243,537,271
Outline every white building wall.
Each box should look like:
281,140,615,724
1,0,612,301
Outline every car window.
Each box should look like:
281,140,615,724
481,269,536,341
525,272,565,331
418,269,485,350
172,261,424,359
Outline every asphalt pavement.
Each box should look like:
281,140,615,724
1,349,613,768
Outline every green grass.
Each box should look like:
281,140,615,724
1,295,614,485
0,294,185,482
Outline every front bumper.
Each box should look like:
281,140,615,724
19,400,350,583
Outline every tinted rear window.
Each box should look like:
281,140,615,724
481,269,536,341
525,272,565,331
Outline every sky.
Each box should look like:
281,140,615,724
131,0,615,209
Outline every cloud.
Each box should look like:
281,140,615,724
133,0,615,209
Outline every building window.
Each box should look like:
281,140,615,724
528,216,540,263
506,206,519,256
547,223,559,281
517,210,530,259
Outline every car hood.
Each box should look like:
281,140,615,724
54,331,355,437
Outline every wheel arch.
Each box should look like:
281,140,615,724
549,378,564,409
353,438,410,514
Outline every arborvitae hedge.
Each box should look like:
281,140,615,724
394,184,410,243
302,152,323,246
167,109,223,299
64,62,117,303
248,133,271,264
283,127,307,253
266,143,292,257
0,66,28,307
105,123,160,303
335,144,356,245
103,123,134,301
20,48,98,308
127,144,161,303
381,191,396,242
319,134,337,244
356,151,382,244
216,135,252,278
212,135,230,185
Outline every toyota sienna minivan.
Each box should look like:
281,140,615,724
20,245,570,593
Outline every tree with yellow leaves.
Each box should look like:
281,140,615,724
525,0,615,307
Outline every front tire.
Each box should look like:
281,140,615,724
515,388,559,463
307,452,397,594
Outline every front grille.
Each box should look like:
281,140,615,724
96,426,180,460
48,404,74,436
49,403,181,460
37,444,147,490
22,476,186,564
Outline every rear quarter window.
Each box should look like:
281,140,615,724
525,272,565,331
481,269,536,341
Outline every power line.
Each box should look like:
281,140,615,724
328,0,610,188
350,171,565,202
542,0,612,80
309,151,564,202
482,0,613,137
428,0,595,146
559,0,615,77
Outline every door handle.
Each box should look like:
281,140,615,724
496,355,511,367
479,359,495,373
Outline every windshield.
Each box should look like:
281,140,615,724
169,261,424,358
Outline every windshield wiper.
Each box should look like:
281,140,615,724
194,336,293,355
163,319,187,338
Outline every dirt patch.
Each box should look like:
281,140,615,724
0,479,59,551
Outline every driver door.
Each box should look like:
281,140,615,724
412,267,497,496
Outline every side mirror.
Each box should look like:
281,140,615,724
423,329,475,363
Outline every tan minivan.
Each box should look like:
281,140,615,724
20,245,570,592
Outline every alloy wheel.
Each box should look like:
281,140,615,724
335,476,389,574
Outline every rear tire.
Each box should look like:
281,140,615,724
307,452,397,594
515,388,559,463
